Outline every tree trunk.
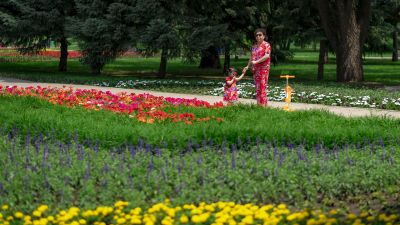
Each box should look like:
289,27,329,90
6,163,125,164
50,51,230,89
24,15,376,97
158,48,168,78
393,31,398,62
317,39,328,80
199,46,221,69
58,37,68,72
223,44,230,75
317,0,371,82
336,33,364,82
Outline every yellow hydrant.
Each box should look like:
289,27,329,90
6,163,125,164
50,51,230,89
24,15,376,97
280,75,295,111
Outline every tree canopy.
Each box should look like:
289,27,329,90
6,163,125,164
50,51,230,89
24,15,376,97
0,0,397,81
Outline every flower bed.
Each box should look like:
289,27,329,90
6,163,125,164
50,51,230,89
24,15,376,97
0,201,398,225
0,85,223,124
0,49,140,61
95,80,400,110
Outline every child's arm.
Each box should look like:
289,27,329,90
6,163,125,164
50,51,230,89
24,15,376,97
243,58,252,72
235,72,245,81
226,79,235,86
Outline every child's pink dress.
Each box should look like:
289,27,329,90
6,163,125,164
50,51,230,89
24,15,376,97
223,76,238,103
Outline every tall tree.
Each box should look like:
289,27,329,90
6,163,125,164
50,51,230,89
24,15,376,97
1,0,76,72
0,1,20,37
182,0,269,73
69,0,136,74
379,0,400,61
317,0,371,82
135,0,182,78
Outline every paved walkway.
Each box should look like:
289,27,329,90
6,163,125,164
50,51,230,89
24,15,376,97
1,77,400,119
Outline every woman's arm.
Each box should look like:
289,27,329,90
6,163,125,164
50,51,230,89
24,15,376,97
235,73,245,81
252,51,270,65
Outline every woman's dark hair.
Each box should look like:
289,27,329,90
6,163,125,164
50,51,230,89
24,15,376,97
254,28,268,41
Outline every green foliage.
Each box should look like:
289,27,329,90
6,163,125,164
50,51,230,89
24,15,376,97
1,130,399,213
140,19,181,58
69,0,136,74
0,1,20,35
0,95,399,150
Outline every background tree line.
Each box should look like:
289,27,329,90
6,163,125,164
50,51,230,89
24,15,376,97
0,0,399,82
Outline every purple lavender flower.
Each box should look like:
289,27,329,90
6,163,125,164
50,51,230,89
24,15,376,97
202,139,207,151
379,138,385,148
297,147,305,161
155,146,162,156
177,164,182,175
247,136,252,147
43,174,50,189
209,138,214,149
161,167,167,181
237,137,242,149
84,164,91,181
145,143,152,154
273,147,278,161
221,140,227,155
148,157,155,172
137,137,144,150
129,145,136,158
314,143,321,156
263,169,269,178
102,163,110,174
278,153,285,166
231,144,237,170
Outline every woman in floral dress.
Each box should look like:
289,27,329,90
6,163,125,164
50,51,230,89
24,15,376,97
242,28,272,106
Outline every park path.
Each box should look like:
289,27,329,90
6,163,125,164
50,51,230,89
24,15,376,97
1,77,400,119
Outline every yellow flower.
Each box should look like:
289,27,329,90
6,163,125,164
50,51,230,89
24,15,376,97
79,219,87,225
192,214,210,224
1,205,9,210
379,213,389,222
37,205,49,213
130,207,142,215
366,216,375,222
347,213,357,220
277,204,286,209
24,215,32,221
180,215,189,223
228,219,237,225
161,216,173,225
69,221,79,225
329,209,337,215
114,201,129,208
130,217,142,224
306,218,316,225
14,212,24,219
116,218,126,224
241,216,254,224
286,213,297,221
32,211,42,218
205,205,215,212
166,208,175,217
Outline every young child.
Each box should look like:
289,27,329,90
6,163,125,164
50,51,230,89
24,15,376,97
223,67,245,104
